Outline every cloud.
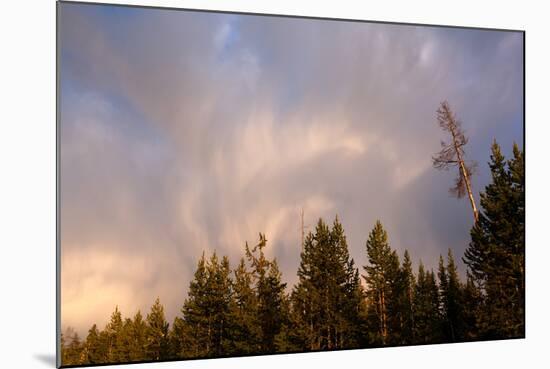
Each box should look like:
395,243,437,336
59,3,523,335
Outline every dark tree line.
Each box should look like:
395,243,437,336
60,141,524,366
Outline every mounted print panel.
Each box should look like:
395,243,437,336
57,1,524,367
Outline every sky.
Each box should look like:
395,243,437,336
59,3,523,336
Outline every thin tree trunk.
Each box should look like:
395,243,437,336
449,123,479,223
458,157,478,223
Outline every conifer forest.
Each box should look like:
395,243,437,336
60,132,524,366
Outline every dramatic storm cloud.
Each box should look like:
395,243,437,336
59,3,523,335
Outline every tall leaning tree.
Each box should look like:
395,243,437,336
432,101,479,223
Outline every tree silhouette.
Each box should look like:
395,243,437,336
432,100,479,223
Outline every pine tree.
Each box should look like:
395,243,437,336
180,253,210,358
180,252,234,358
462,271,482,341
291,217,365,350
508,143,525,334
128,311,147,362
398,250,416,344
145,298,169,360
362,220,401,345
104,306,124,362
228,258,260,354
246,233,288,354
413,263,442,344
167,316,185,359
291,227,321,350
207,254,234,356
274,294,294,352
83,324,104,364
98,329,111,363
263,259,289,352
438,250,465,342
463,141,524,339
426,269,443,342
118,318,133,362
331,217,368,348
385,252,402,344
289,231,316,350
